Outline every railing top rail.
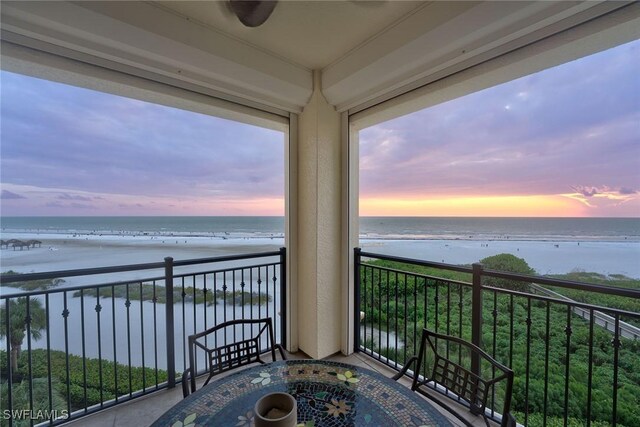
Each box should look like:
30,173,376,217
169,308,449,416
485,285,640,319
0,275,166,299
173,260,282,280
481,267,640,299
356,248,640,300
0,260,166,284
358,254,638,318
358,250,472,274
359,262,471,288
0,250,282,285
172,250,281,268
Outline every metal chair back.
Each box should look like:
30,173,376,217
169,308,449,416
394,328,515,427
183,317,286,397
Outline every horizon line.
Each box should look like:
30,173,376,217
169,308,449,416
1,215,639,219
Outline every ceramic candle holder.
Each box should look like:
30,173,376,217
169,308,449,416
254,392,297,427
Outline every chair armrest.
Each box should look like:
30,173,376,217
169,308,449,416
392,355,418,381
274,344,288,360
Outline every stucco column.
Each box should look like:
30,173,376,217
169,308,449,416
296,70,342,358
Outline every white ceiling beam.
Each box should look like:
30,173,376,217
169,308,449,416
1,1,634,115
1,39,289,131
0,1,312,113
351,2,640,129
323,1,631,112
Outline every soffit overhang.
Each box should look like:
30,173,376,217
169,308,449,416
0,1,635,115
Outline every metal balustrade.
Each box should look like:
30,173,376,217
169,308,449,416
3,245,638,426
0,248,286,426
355,248,640,427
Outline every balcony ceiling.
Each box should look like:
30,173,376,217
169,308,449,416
1,1,637,113
155,1,426,71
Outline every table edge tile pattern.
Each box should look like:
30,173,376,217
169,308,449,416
152,360,453,427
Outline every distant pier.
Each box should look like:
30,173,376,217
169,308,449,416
0,238,43,250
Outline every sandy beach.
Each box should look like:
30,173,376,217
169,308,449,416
1,231,639,279
361,238,640,278
1,232,283,274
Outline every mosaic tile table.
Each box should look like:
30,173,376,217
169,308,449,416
152,360,453,427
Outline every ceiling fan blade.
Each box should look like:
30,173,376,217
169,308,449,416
229,0,278,27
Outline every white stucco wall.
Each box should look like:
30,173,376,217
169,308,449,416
296,71,342,359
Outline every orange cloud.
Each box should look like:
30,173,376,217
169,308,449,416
562,187,637,208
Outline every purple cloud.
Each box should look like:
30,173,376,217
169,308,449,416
44,201,96,210
57,193,93,201
0,190,26,199
0,70,285,212
619,187,637,195
571,185,638,198
571,186,599,198
360,39,640,203
1,39,638,216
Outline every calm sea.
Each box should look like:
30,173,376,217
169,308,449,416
360,217,640,242
1,216,638,242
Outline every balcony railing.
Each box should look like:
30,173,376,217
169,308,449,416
354,248,640,427
0,248,286,426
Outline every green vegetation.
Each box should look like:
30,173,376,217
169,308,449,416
0,377,67,427
0,271,65,291
360,254,640,427
546,271,640,327
73,283,271,306
479,253,534,292
0,349,168,426
0,298,47,373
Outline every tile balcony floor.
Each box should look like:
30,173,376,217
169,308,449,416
66,352,475,427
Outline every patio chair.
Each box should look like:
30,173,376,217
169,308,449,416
182,317,286,397
393,328,515,427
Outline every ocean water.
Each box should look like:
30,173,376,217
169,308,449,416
2,216,638,241
0,216,285,238
360,216,640,242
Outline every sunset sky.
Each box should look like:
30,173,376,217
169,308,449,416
1,39,639,217
360,39,639,217
0,77,286,216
